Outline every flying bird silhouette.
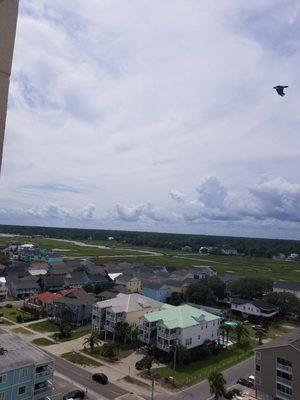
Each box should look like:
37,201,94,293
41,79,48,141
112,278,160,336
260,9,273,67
273,85,288,96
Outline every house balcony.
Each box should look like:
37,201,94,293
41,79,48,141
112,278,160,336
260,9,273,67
276,391,292,400
106,313,125,323
104,324,115,332
157,330,178,340
35,369,52,379
156,341,170,352
138,332,150,343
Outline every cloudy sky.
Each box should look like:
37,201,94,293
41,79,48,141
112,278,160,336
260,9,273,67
1,0,300,239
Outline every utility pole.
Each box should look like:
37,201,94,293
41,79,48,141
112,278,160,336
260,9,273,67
151,372,154,400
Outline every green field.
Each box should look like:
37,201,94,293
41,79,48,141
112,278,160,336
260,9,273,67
32,338,56,346
11,327,33,335
2,235,300,282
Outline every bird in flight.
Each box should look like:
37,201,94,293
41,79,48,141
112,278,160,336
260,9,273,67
273,85,288,96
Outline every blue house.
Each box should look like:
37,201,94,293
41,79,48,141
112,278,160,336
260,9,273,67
0,328,54,400
142,281,171,302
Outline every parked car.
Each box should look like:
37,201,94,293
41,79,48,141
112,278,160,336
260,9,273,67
252,324,267,332
237,377,254,388
92,373,108,384
63,389,85,400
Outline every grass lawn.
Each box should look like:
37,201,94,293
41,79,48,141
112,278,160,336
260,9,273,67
54,329,90,342
0,306,32,323
122,376,150,389
28,320,59,333
83,344,134,361
32,338,56,346
0,319,14,326
155,344,255,388
62,352,102,367
11,327,33,335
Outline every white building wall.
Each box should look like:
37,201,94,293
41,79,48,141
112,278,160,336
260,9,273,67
179,319,220,349
231,302,262,316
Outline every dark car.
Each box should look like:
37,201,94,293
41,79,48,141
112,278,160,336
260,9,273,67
92,373,108,384
237,378,253,388
63,389,85,400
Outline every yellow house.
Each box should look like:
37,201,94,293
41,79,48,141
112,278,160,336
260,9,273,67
115,275,141,293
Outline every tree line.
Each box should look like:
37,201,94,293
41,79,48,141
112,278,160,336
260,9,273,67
1,224,300,257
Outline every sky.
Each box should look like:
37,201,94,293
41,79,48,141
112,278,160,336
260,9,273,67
1,0,300,240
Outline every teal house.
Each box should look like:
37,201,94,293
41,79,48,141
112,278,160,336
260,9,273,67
0,329,54,400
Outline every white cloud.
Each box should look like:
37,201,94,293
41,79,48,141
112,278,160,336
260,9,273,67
1,1,300,239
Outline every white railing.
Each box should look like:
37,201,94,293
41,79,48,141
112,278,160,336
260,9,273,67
35,370,51,378
276,377,292,387
34,386,51,396
277,363,292,373
276,390,292,400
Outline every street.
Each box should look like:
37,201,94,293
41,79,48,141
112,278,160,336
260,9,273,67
157,356,254,400
49,352,127,399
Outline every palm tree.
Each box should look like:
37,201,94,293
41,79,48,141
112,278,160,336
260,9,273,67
235,323,249,345
208,371,227,400
83,332,102,352
255,329,266,345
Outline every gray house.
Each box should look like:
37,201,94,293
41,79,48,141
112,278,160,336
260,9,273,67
8,276,40,298
50,288,97,326
256,329,300,400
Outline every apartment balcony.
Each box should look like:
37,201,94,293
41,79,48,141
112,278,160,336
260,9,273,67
33,384,52,398
276,391,292,400
35,369,52,379
277,363,292,373
276,377,292,387
106,313,124,323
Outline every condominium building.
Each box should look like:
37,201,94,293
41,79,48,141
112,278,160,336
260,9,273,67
0,0,19,170
92,293,163,339
255,329,300,400
138,304,221,352
0,328,54,400
0,278,8,300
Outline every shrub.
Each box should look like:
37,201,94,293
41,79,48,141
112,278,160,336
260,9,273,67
16,315,23,323
5,304,13,308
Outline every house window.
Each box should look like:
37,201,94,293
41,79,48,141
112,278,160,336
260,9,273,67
185,338,192,346
277,383,292,395
20,368,28,378
0,375,6,384
198,335,201,340
18,386,26,395
201,326,203,330
256,364,261,372
256,352,261,360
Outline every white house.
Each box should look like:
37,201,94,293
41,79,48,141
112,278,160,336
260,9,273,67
231,299,278,318
92,293,163,339
138,304,221,352
273,281,300,299
0,277,8,300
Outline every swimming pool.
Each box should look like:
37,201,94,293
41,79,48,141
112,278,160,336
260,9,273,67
224,320,238,327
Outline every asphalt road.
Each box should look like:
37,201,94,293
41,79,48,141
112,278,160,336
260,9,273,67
49,353,127,399
157,356,254,400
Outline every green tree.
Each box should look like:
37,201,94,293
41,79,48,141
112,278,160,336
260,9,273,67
255,330,266,345
142,355,154,374
230,278,273,299
235,323,249,345
166,292,184,306
83,332,102,352
100,342,118,358
114,322,132,343
208,371,227,400
265,292,300,317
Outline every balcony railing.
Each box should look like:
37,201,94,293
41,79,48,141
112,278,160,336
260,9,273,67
277,364,292,373
35,370,52,378
34,386,51,396
104,324,115,332
276,390,292,400
276,377,292,387
157,342,170,352
157,330,177,340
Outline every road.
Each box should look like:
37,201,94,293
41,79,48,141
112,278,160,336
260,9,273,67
49,353,127,399
158,357,254,400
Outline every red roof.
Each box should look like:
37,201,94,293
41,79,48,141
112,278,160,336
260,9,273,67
29,288,78,304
